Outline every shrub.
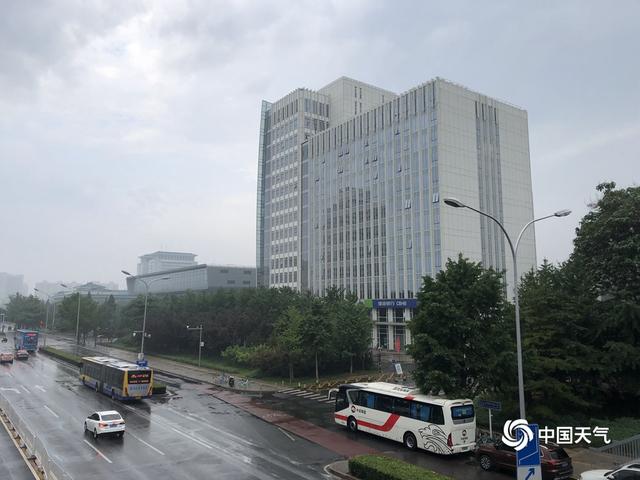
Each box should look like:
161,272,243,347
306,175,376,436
40,346,83,366
348,455,452,480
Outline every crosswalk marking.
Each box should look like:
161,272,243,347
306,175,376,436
278,388,299,393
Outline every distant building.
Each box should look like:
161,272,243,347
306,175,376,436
125,264,257,295
0,272,27,306
35,280,119,300
52,282,136,305
137,251,197,275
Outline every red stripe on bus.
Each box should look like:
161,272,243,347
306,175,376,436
335,414,348,421
404,395,415,400
359,414,400,432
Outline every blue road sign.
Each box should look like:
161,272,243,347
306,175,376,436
517,424,541,467
477,400,502,411
516,424,541,480
136,360,148,367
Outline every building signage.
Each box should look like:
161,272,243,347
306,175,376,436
373,299,418,309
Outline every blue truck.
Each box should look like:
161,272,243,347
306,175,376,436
14,329,39,352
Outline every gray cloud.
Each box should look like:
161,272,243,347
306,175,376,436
0,0,638,289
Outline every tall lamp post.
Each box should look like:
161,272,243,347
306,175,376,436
60,283,84,345
186,325,204,367
443,197,571,420
34,288,52,347
121,271,170,361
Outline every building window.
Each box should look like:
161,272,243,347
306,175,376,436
242,280,251,285
227,280,236,285
377,324,388,349
220,269,229,273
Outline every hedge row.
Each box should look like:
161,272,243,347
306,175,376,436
40,347,167,395
348,455,452,480
40,346,83,366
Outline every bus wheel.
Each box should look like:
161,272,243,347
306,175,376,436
347,416,358,433
479,454,493,471
93,429,98,440
403,432,417,450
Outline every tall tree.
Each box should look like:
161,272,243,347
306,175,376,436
57,293,98,344
409,255,514,398
570,182,640,414
298,294,333,383
519,261,599,424
5,294,46,329
274,306,304,381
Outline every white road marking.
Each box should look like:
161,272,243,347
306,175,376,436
20,385,30,394
170,427,213,449
35,385,46,392
278,388,298,393
292,391,311,396
278,427,296,442
126,431,165,456
0,387,20,394
83,439,113,464
43,405,59,418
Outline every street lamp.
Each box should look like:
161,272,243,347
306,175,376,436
121,271,170,361
34,288,54,347
186,325,204,367
60,283,84,345
443,197,571,420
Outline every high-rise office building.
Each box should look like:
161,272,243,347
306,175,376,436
257,77,535,351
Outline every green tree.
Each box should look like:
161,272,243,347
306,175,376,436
519,261,599,424
298,294,333,383
6,294,46,329
327,288,372,373
409,255,514,398
274,306,304,381
570,182,640,414
57,293,99,344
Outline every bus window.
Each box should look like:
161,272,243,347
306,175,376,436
431,405,445,425
375,394,393,413
393,398,411,417
410,402,432,422
451,405,474,423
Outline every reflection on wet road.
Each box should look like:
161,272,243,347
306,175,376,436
0,350,339,479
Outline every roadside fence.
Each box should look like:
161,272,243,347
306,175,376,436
593,433,640,459
0,391,72,480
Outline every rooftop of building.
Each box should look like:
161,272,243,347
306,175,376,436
138,251,197,259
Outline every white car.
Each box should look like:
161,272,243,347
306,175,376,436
84,410,125,439
580,463,640,480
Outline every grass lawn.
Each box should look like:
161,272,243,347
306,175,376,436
103,340,382,386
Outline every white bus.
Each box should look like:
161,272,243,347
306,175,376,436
330,382,475,455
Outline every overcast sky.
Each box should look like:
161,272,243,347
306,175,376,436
1,0,638,290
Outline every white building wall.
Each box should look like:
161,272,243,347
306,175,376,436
437,79,535,293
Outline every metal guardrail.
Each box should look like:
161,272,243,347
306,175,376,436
593,433,640,459
0,391,72,479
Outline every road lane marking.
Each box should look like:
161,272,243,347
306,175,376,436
170,427,213,449
126,431,165,456
20,385,30,394
278,427,296,442
0,387,20,393
83,439,113,464
35,385,46,392
292,391,312,396
300,392,318,397
43,405,59,418
278,388,298,393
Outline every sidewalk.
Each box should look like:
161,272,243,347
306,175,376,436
566,447,630,477
47,335,278,393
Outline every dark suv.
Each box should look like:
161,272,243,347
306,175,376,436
476,439,573,480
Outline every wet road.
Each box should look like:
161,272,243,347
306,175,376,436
256,389,513,480
0,348,339,479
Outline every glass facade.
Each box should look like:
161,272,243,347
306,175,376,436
304,81,441,300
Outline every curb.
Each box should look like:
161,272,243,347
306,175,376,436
325,461,358,480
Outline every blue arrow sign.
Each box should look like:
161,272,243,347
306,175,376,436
517,424,541,467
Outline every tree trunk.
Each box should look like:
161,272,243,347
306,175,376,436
315,351,319,383
289,360,293,383
350,355,353,374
